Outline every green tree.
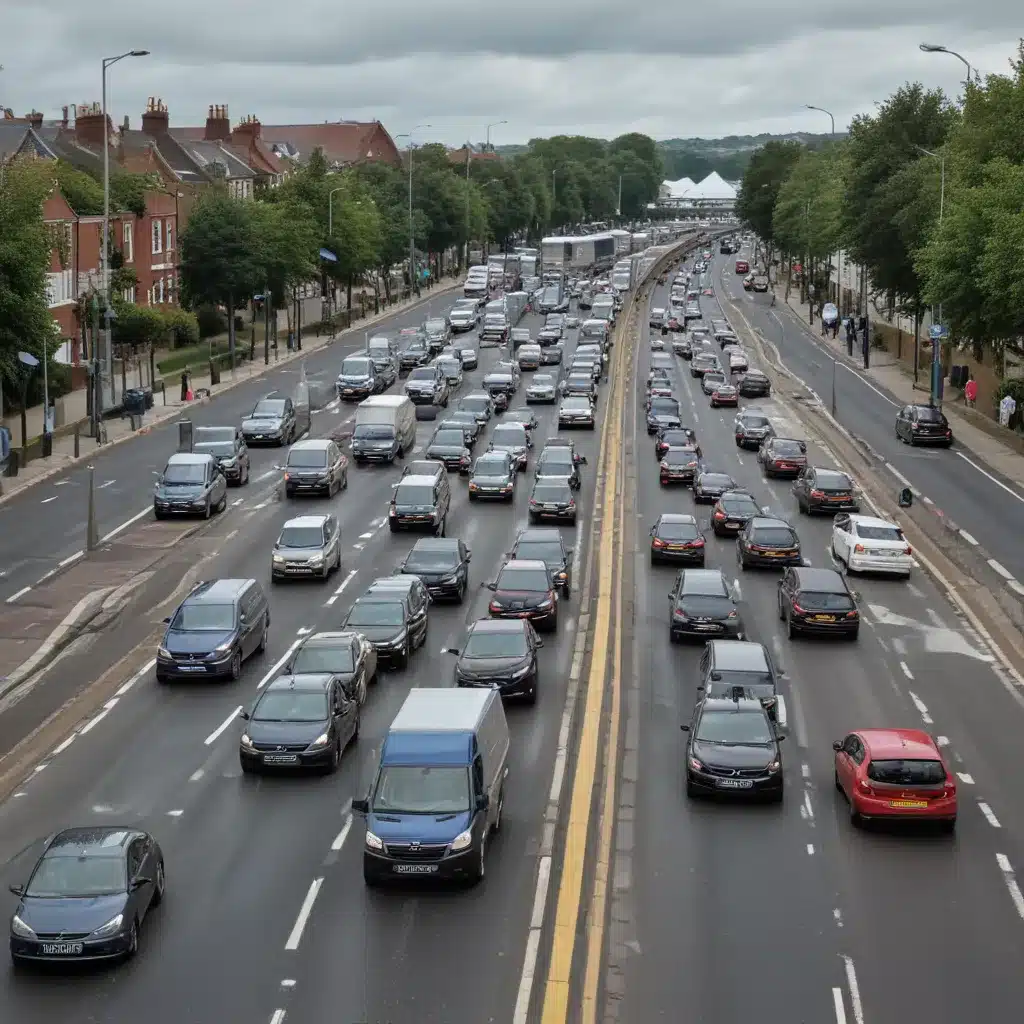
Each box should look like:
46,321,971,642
736,140,803,253
773,144,848,261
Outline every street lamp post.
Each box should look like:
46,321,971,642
327,186,344,237
916,145,946,406
485,120,507,153
396,125,432,298
805,105,840,311
919,43,975,91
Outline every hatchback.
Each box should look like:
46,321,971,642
777,565,859,640
668,568,742,641
487,559,559,631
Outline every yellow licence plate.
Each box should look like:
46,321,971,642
812,614,836,622
890,800,929,809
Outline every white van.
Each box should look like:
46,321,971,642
351,395,417,465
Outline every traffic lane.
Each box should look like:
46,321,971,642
712,261,1024,580
0,289,468,601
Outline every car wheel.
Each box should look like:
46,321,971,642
778,596,786,621
786,613,796,640
257,619,269,653
849,801,863,828
203,499,212,520
230,649,242,680
397,641,410,670
327,739,341,774
151,860,166,906
216,494,228,513
242,462,250,485
471,834,487,885
125,920,139,960
941,818,956,834
685,779,699,799
154,508,164,520
457,580,466,604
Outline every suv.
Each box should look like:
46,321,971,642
404,364,450,407
336,354,382,400
388,473,451,534
240,394,297,446
698,639,783,723
777,566,860,640
272,514,342,581
284,438,348,497
894,403,953,447
193,425,250,486
153,452,228,519
156,578,269,683
668,568,742,641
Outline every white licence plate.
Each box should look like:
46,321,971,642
176,665,206,672
263,754,298,764
393,863,438,874
716,778,754,789
42,942,83,955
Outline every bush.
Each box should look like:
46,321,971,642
196,305,227,339
164,308,200,348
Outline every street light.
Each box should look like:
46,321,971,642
396,125,432,297
805,104,840,315
915,144,946,404
100,48,148,426
919,43,975,90
805,104,836,138
327,186,345,237
485,120,507,152
464,121,507,267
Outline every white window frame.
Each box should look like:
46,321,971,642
165,221,173,253
122,221,134,262
152,219,163,255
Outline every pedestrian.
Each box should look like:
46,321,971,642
831,319,839,340
180,370,190,403
964,375,978,408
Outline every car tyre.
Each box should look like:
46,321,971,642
230,649,242,680
125,920,139,960
491,787,505,834
326,739,341,774
685,778,699,799
834,769,843,792
849,801,863,828
203,499,212,520
151,860,166,906
257,619,269,653
786,613,797,640
470,834,487,885
216,494,227,513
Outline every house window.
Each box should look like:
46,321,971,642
156,277,165,304
152,219,163,254
123,221,134,262
166,221,174,253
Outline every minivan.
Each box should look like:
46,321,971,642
389,472,452,535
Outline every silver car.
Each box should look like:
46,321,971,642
558,396,595,429
488,422,532,471
526,373,558,403
272,514,342,581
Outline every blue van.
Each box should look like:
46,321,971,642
352,688,509,886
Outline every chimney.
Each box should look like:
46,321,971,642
141,96,169,135
204,103,231,141
122,115,130,132
2,108,13,120
73,102,110,149
25,111,44,129
61,105,69,129
232,114,262,144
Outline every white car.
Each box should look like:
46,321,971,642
831,514,913,577
650,336,666,351
729,351,749,373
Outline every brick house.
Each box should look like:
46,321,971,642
256,120,402,169
448,144,501,167
174,105,286,187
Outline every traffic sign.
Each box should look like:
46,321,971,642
929,324,949,340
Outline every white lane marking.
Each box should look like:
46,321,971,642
802,791,814,820
937,735,950,747
842,956,865,1024
352,543,365,551
801,763,810,779
908,691,933,724
1009,579,1024,597
334,570,356,596
996,854,1024,920
833,988,848,1024
79,710,109,735
51,735,76,756
899,661,914,680
204,705,243,745
884,462,913,490
103,697,119,711
956,452,1024,505
835,360,898,407
59,551,85,568
167,809,184,817
98,479,116,489
331,813,353,851
6,586,31,603
956,772,974,784
116,658,156,696
270,1011,287,1024
100,505,151,544
988,559,1014,580
284,877,324,950
257,640,302,689
806,843,815,855
254,469,278,483
358,532,374,540
959,530,978,546
189,769,205,782
978,802,1002,828
231,498,244,507
40,496,58,504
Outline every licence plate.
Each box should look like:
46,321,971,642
890,800,928,808
717,778,753,789
343,388,355,394
695,624,720,631
811,614,836,622
543,504,560,510
393,863,438,874
176,665,206,672
41,943,83,955
254,435,264,440
263,754,298,764
725,521,739,528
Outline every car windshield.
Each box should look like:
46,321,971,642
516,541,564,564
696,710,773,745
253,690,328,723
657,521,698,540
461,398,489,412
251,400,285,418
752,527,797,547
291,644,355,674
773,440,804,457
562,398,591,410
492,426,526,445
405,547,459,571
816,471,852,489
795,590,855,612
26,854,127,898
278,526,324,549
287,449,328,468
171,602,235,631
700,474,734,488
195,427,234,444
346,601,405,627
464,629,529,658
856,524,905,542
916,407,945,423
650,399,679,414
497,567,550,591
741,416,770,428
438,359,460,375
372,766,471,814
475,457,508,476
432,430,465,447
342,357,371,374
425,319,446,332
867,758,946,785
722,496,760,515
353,425,394,440
195,441,235,457
533,483,571,502
394,484,434,505
409,367,434,381
163,463,206,484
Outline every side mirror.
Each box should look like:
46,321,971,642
162,616,171,624
131,877,154,891
476,793,490,812
351,798,369,815
832,740,843,752
9,884,24,896
486,582,497,591
696,685,704,691
443,647,460,656
535,637,545,648
240,710,251,721
680,724,690,732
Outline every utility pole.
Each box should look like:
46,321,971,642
464,146,471,270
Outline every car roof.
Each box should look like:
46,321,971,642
167,452,211,465
517,527,565,543
657,512,696,525
300,631,360,645
791,566,847,590
47,826,139,857
367,576,419,592
463,392,491,400
721,489,757,501
708,639,771,670
501,559,548,572
848,514,898,529
184,578,253,603
679,569,729,594
396,474,438,486
266,673,334,693
858,728,941,760
700,696,768,715
410,537,459,551
749,516,792,529
289,438,330,451
469,617,528,634
282,515,329,528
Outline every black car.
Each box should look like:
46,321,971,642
449,618,543,703
668,568,743,642
737,370,771,398
10,826,165,965
777,565,860,640
895,402,953,446
655,427,698,459
399,336,430,370
693,470,737,503
647,397,683,434
698,639,782,722
239,673,359,773
192,425,250,485
737,516,802,570
336,355,381,400
528,478,577,525
487,558,559,631
734,411,774,448
793,467,860,514
682,696,784,801
560,373,598,403
711,490,764,537
469,451,516,501
504,408,539,432
759,437,808,478
388,474,450,534
536,447,582,489
341,594,423,669
440,412,482,446
459,392,496,424
650,513,705,565
659,445,701,485
397,537,472,602
509,527,573,595
405,365,450,407
423,317,452,353
690,353,719,379
672,336,693,359
285,630,378,705
426,427,472,473
156,578,269,683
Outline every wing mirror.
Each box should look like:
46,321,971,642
485,582,497,591
476,793,490,812
131,877,154,891
442,647,460,656
351,798,369,814
680,724,690,732
240,710,251,720
832,740,843,752
162,616,171,624
8,884,24,896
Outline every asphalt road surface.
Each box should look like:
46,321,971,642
712,256,1024,580
611,260,1024,1024
0,289,458,604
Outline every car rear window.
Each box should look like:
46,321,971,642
657,521,698,540
773,440,804,457
867,759,946,785
857,525,905,542
796,590,854,611
751,527,797,547
816,471,853,489
916,406,945,423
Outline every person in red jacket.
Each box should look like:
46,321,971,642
964,375,978,408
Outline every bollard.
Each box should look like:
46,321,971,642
74,423,80,459
86,465,99,551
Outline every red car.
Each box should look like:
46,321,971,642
833,728,957,831
709,384,738,408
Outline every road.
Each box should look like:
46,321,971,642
0,290,607,1024
0,289,459,605
608,258,1024,1024
711,257,1024,580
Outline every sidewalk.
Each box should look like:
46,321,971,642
0,276,463,504
770,285,1024,491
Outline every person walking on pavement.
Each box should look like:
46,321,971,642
964,375,978,408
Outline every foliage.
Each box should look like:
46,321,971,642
736,141,803,250
111,302,170,348
772,145,847,259
51,160,158,217
163,307,201,348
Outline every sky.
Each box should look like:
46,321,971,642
1,3,1020,147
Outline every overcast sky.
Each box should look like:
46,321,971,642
2,3,1019,147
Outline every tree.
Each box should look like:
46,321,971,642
773,144,848,262
736,140,803,252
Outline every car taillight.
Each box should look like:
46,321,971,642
792,601,806,614
489,601,501,613
529,498,539,506
714,510,726,520
748,544,765,553
689,538,705,548
660,461,669,470
854,543,865,553
773,460,785,468
810,489,825,499
284,472,291,480
944,781,957,796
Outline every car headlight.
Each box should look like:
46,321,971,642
10,914,36,939
387,632,408,649
221,458,236,468
511,663,532,680
157,646,171,659
438,573,458,584
307,732,330,749
767,759,781,774
273,555,285,564
213,641,233,654
450,828,473,852
89,913,124,939
240,733,255,750
536,598,553,610
365,831,384,851
308,556,324,566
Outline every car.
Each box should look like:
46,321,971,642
655,426,698,459
483,368,518,400
435,355,464,389
536,445,583,488
701,371,726,396
448,303,480,332
153,452,228,519
650,512,705,566
693,470,737,504
666,314,684,332
794,467,860,514
561,373,598,402
526,373,559,403
702,288,714,297
682,695,784,801
192,425,250,485
650,335,666,350
442,412,482,445
668,568,742,641
752,276,769,293
737,516,802,570
504,408,539,432
156,578,269,683
341,591,423,669
518,344,543,370
271,514,343,581
698,639,783,722
450,618,543,703
833,728,956,831
426,426,473,473
510,327,533,350
659,445,701,485
711,490,764,537
283,438,348,497
759,437,808,478
528,477,577,525
831,513,914,577
778,565,860,640
423,317,452,352
647,378,674,400
486,558,559,631
399,335,431,370
646,367,671,391
540,341,564,366
734,411,775,449
285,630,378,705
650,353,675,374
509,527,573,594
895,403,954,446
459,392,495,424
404,364,450,407
728,351,749,373
240,394,297,445
239,672,359,774
397,537,472,602
480,313,511,346
709,382,738,407
545,313,566,336
457,345,479,370
647,396,682,434
9,826,165,965
559,396,596,429
388,473,451,534
400,460,446,483
684,304,702,322
690,352,720,378
715,331,740,349
489,421,532,470
650,308,667,328
336,354,382,400
672,336,692,359
742,274,754,291
469,451,517,501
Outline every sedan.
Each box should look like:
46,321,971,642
690,354,720,379
759,437,808,478
397,536,472,602
831,513,913,577
459,393,495,425
647,397,683,434
486,559,559,631
794,467,860,514
668,567,742,641
341,596,420,669
425,427,472,473
450,618,543,703
558,396,596,429
709,383,738,407
528,478,577,525
711,490,764,537
286,630,377,704
526,374,559,403
656,427,699,459
701,371,726,396
693,471,737,504
659,445,701,485
650,513,705,565
440,413,481,446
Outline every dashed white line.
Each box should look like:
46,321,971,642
254,469,278,483
899,661,914,680
806,843,815,855
284,878,324,950
978,801,1002,828
116,658,156,696
166,809,184,817
1009,579,1024,598
996,853,1024,920
97,479,115,489
257,640,302,689
802,791,814,821
296,626,312,635
358,532,374,540
40,496,58,504
331,814,353,851
79,710,109,735
269,1011,287,1024
956,772,974,785
988,558,1014,580
204,705,243,745
5,586,31,604
832,987,848,1024
959,529,978,546
189,769,205,782
956,452,1024,505
908,691,933,724
51,735,76,757
937,735,950,747
842,956,865,1024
